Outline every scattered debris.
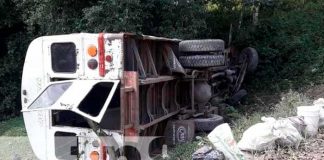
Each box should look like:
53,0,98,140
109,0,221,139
297,106,320,137
208,123,245,160
189,97,324,159
162,144,169,159
192,146,225,160
238,117,303,151
275,119,304,148
314,98,324,128
284,116,306,134
243,129,324,160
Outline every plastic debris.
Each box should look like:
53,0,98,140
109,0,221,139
208,123,245,160
284,116,306,135
192,145,225,160
238,117,303,152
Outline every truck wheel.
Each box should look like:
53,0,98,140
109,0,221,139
241,47,258,73
179,39,225,55
179,55,225,68
194,114,224,132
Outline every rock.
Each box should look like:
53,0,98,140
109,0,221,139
192,146,225,160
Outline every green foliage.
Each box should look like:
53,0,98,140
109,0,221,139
0,0,211,119
81,0,209,39
0,33,31,120
15,0,97,35
224,105,241,119
168,140,201,160
1,0,324,119
154,0,209,39
0,0,20,29
0,116,26,136
82,0,145,33
206,0,245,40
236,1,324,91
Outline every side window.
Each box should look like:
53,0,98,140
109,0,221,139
51,43,77,73
29,82,72,109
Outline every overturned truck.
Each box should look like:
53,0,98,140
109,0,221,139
21,33,257,160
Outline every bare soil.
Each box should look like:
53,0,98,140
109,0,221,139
305,84,324,99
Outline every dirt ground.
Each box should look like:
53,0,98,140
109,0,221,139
0,137,36,160
305,84,324,99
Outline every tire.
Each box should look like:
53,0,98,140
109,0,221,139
179,55,225,68
179,39,225,55
194,114,224,132
241,47,258,73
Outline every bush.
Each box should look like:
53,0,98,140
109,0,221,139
0,33,30,120
236,1,324,91
1,0,324,119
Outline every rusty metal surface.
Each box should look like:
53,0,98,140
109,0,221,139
139,76,176,85
130,39,147,79
232,58,248,94
174,80,181,110
123,32,181,42
122,36,186,137
139,110,179,130
121,71,139,135
143,42,158,77
162,45,185,74
105,32,181,42
146,84,155,122
161,82,169,115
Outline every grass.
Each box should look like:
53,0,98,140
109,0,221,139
167,140,201,160
0,116,27,136
0,116,36,160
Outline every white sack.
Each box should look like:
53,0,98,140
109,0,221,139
208,123,245,160
238,117,303,152
274,118,303,148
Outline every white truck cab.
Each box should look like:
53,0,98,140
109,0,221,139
21,33,126,160
21,32,188,160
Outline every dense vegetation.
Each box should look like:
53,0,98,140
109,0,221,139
1,0,324,120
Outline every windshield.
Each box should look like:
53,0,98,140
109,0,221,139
29,82,72,109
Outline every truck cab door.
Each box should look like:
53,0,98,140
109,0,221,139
22,80,120,123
